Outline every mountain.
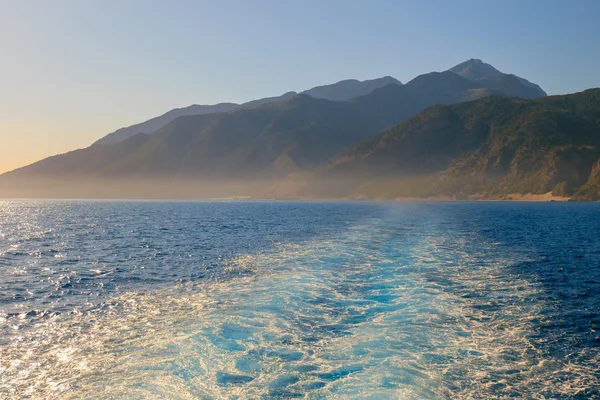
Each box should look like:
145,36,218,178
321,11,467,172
94,60,545,147
449,58,505,80
448,58,547,97
3,85,420,183
403,71,485,103
1,58,556,199
304,89,600,200
96,93,298,145
96,103,238,145
5,69,545,184
300,76,402,101
96,77,403,146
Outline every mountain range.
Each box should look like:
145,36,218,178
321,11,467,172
3,59,598,200
96,76,403,145
95,59,541,146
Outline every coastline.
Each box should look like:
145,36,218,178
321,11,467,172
0,192,578,202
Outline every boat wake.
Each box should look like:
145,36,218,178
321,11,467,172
1,211,598,398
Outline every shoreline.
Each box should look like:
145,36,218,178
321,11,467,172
0,193,584,202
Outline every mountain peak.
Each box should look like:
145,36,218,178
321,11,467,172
448,58,547,97
371,76,402,84
448,59,503,81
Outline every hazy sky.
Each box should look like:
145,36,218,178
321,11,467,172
1,0,599,174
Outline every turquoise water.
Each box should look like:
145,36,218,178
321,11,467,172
1,201,599,398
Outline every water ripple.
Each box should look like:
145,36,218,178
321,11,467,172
0,201,599,398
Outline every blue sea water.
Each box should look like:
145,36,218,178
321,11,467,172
0,200,599,399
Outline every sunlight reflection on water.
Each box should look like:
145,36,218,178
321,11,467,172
0,201,599,398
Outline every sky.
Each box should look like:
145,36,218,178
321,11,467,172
1,0,599,174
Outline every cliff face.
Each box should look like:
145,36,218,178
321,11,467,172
571,159,600,200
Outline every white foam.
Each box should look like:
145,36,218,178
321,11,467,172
1,214,598,398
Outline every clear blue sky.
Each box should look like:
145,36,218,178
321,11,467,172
0,0,599,173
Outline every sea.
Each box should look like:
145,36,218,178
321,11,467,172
0,200,599,399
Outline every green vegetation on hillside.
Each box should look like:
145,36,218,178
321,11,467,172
310,89,600,200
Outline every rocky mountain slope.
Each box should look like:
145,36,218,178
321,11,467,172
305,89,600,200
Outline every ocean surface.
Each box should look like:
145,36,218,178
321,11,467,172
0,200,599,399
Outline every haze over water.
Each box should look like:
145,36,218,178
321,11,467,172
1,200,599,398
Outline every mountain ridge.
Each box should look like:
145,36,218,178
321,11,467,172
96,77,404,145
300,76,402,101
95,58,545,146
